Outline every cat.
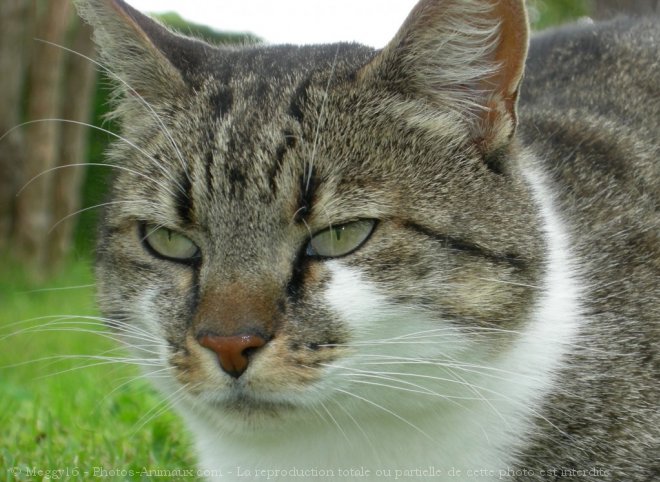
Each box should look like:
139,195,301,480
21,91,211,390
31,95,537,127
74,0,659,480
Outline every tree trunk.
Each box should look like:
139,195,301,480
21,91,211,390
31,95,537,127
0,0,31,251
14,0,71,278
49,19,98,270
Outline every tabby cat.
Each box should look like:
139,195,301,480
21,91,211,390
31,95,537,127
75,0,659,480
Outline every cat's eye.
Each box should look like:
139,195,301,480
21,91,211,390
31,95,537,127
306,219,376,258
142,224,200,262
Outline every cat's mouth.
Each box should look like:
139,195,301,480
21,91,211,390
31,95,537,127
214,392,294,411
200,388,306,426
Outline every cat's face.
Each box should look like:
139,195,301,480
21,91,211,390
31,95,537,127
88,0,543,431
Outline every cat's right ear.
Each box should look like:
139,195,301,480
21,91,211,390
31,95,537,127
74,0,210,105
360,0,528,157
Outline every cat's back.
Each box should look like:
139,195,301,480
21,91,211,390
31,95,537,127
519,16,659,272
521,16,659,131
520,17,659,190
515,18,659,479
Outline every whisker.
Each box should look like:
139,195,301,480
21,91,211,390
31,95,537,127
3,325,160,350
331,328,608,355
130,383,190,436
378,325,509,340
307,402,331,427
11,143,179,200
48,199,159,234
348,376,481,404
0,315,99,339
348,351,551,383
335,362,481,393
443,361,509,425
34,38,190,179
333,387,435,442
323,363,477,403
94,366,172,415
98,341,164,357
343,360,568,437
0,316,163,345
354,357,543,385
24,356,162,380
318,401,350,442
340,337,470,347
330,399,377,454
21,283,96,294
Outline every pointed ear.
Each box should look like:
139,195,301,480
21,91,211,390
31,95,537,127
361,0,528,154
74,0,211,104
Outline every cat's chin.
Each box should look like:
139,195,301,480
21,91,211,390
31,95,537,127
209,392,297,415
181,389,323,435
191,379,314,415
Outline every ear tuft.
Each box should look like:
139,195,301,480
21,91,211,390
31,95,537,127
361,0,529,153
74,0,211,105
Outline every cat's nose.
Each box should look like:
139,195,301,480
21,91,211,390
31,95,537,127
197,333,267,379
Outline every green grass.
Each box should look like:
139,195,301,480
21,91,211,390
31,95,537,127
0,257,200,481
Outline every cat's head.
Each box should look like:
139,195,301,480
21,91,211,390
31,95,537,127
80,0,544,430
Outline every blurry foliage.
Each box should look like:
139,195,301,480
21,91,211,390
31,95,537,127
76,1,592,252
528,0,591,30
156,12,262,45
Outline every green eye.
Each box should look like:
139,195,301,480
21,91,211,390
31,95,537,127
306,219,376,258
143,224,199,261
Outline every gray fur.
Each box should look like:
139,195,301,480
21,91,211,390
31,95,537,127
76,0,658,480
517,18,660,479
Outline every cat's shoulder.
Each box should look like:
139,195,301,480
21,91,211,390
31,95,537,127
528,15,659,56
521,16,659,115
517,16,658,284
519,16,659,183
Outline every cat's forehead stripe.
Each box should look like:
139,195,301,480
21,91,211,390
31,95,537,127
288,73,313,124
209,85,234,121
192,65,319,208
294,165,317,224
175,171,194,225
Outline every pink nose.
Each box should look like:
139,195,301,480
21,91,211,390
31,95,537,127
197,334,267,378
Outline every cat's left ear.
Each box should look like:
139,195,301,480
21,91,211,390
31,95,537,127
361,0,528,155
75,0,211,105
